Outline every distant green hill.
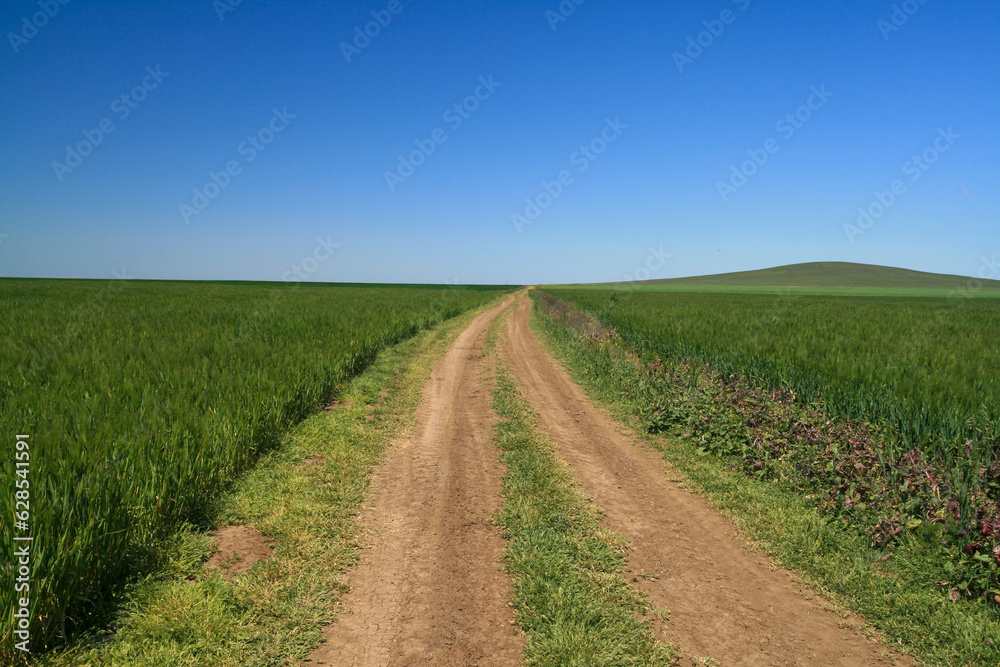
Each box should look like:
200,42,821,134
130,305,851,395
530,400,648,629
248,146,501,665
636,262,1000,290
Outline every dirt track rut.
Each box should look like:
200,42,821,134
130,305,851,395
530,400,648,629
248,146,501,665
504,294,911,666
310,293,912,666
305,298,522,666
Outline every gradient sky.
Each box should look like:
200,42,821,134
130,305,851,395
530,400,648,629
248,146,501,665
1,0,997,284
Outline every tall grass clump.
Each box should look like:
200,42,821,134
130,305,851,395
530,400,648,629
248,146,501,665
0,279,505,661
538,289,1000,607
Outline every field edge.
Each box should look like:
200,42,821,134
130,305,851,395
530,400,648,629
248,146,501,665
528,294,1000,667
33,297,506,667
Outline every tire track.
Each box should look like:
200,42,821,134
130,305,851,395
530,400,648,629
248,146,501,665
504,294,912,666
305,298,522,666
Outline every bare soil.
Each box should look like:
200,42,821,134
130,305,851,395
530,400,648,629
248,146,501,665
307,293,914,665
305,298,523,666
206,525,274,579
325,398,354,411
503,295,912,666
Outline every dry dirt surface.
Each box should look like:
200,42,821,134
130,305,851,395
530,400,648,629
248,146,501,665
503,294,913,666
305,298,523,666
306,293,915,665
206,525,274,579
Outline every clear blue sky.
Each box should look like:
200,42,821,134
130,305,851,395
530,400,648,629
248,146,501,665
1,0,997,284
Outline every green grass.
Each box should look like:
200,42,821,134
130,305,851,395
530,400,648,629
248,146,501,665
541,288,1000,460
551,284,1000,298
537,288,1000,604
0,278,506,661
550,261,1000,297
531,297,1000,667
588,261,1000,290
486,309,675,666
33,297,497,667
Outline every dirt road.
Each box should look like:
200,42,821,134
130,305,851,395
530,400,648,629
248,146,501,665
503,295,909,666
311,293,911,665
305,298,523,666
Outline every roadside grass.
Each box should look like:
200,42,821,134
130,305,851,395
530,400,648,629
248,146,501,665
1,281,505,660
545,284,1000,298
486,308,676,666
530,300,1000,667
35,300,499,667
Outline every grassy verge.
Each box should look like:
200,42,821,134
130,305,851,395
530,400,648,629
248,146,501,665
530,297,1000,667
35,300,501,667
486,308,675,666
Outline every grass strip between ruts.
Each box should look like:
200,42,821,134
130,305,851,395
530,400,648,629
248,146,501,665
487,308,676,666
530,296,1000,667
